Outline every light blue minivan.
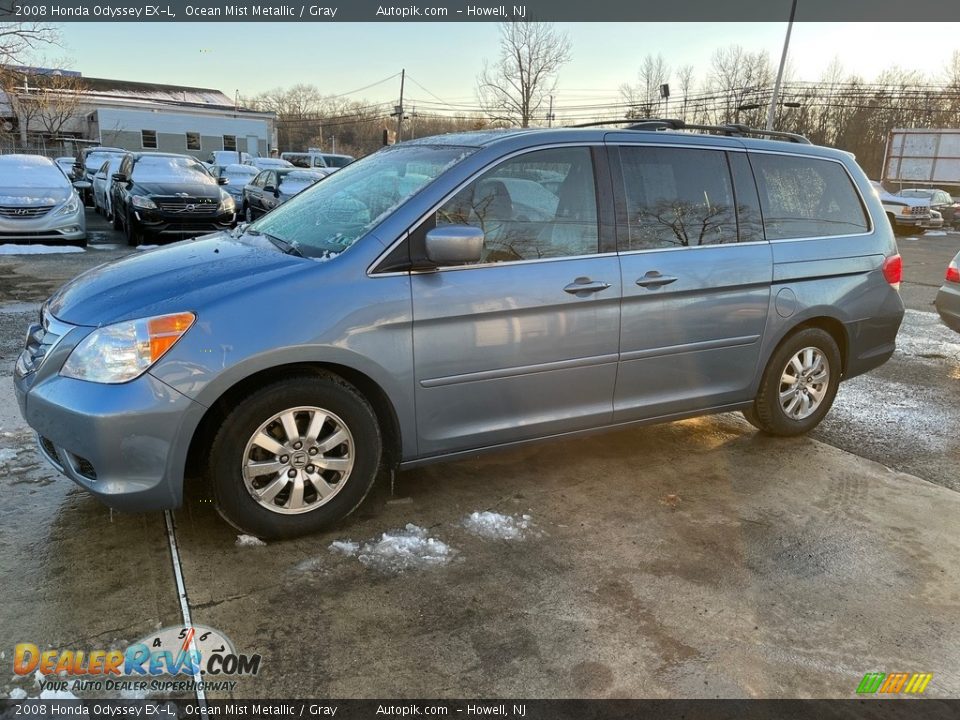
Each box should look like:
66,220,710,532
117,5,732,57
14,122,905,538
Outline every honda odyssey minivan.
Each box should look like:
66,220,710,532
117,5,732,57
14,122,905,538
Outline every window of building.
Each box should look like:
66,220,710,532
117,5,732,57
750,154,870,240
141,130,157,149
186,132,201,151
223,135,237,151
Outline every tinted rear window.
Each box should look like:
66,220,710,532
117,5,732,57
750,154,869,240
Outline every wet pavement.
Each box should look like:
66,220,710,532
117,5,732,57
1,213,959,699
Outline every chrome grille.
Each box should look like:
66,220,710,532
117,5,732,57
0,205,54,219
156,199,218,215
910,206,929,216
16,309,71,376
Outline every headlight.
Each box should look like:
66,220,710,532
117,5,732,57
61,312,196,384
132,195,157,210
219,190,235,212
57,196,81,215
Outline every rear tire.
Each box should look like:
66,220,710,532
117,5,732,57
744,327,841,437
208,373,382,540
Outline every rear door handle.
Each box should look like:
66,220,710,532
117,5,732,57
564,278,612,296
636,271,678,288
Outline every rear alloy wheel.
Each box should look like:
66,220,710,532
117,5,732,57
744,327,841,436
208,374,382,539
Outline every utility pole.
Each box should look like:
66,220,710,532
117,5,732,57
546,95,555,127
394,68,406,143
767,0,798,131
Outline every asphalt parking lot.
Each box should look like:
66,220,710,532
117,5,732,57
1,211,959,699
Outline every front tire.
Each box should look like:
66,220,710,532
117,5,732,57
208,374,382,539
743,327,841,437
125,210,143,247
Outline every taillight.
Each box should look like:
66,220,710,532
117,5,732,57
882,254,902,288
947,261,960,284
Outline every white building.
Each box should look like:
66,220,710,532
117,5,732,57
0,69,277,158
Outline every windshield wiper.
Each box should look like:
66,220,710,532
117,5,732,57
244,228,304,257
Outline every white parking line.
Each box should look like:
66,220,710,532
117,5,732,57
164,510,208,716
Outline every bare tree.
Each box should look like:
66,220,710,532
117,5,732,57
677,64,695,121
477,21,572,127
33,72,87,138
0,22,59,66
620,54,670,119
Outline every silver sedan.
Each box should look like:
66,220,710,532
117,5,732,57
0,154,87,245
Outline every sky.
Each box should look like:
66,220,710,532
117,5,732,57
51,22,959,111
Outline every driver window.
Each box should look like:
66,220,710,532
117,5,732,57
436,147,599,263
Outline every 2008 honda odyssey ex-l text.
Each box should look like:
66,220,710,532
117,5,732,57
14,122,905,538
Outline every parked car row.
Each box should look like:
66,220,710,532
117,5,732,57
871,180,960,234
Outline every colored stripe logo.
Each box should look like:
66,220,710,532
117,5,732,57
856,672,932,694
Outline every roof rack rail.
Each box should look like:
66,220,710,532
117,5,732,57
568,118,811,144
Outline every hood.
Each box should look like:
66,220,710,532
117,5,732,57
47,233,308,327
131,181,221,198
0,187,72,206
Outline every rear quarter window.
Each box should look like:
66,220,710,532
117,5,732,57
749,153,870,240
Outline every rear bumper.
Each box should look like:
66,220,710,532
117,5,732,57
935,284,960,334
843,290,906,380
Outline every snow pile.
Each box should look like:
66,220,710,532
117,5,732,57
329,524,454,572
235,534,266,547
8,688,27,699
0,244,84,255
462,511,534,540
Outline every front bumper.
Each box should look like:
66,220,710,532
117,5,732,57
13,319,205,511
935,283,960,334
0,205,86,241
134,207,236,236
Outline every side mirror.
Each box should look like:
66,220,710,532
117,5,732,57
72,180,92,190
263,185,276,194
111,173,127,183
425,225,484,266
217,176,228,185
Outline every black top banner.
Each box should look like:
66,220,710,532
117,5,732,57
2,0,960,21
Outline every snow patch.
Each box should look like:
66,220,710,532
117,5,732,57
924,231,947,236
0,448,19,463
0,244,84,255
462,511,535,540
895,310,960,361
135,245,160,251
8,688,27,699
235,534,266,547
329,524,454,572
329,540,359,555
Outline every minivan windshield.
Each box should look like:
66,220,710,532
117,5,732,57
248,144,475,259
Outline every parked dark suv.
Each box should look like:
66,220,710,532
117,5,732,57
15,121,905,539
111,152,236,245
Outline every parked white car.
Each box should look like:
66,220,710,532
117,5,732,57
870,180,931,236
281,151,355,171
248,157,294,170
93,156,124,220
209,150,253,167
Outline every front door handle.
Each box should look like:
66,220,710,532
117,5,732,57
636,271,678,288
564,278,612,296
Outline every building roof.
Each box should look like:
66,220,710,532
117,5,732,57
79,76,235,107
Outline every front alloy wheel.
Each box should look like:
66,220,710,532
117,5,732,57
242,406,355,514
209,374,382,539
